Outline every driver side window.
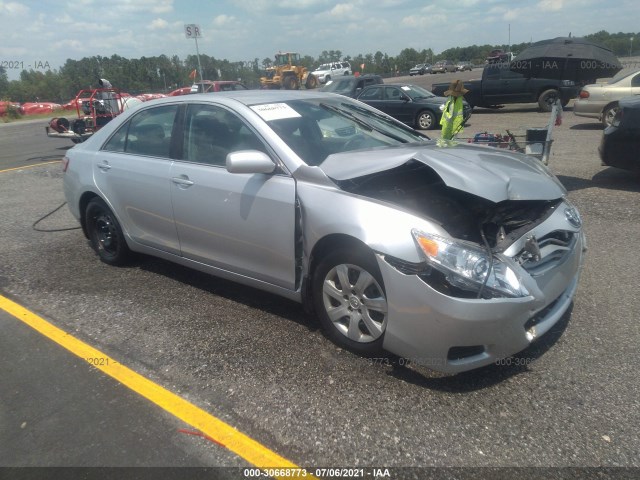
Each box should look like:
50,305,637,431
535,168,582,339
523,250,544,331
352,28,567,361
183,104,268,166
385,87,402,100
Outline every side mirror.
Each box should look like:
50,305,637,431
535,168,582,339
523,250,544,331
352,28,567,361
226,150,276,174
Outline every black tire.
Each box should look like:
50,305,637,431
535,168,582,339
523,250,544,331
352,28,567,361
282,75,299,90
416,110,436,130
85,198,131,266
325,75,331,83
305,74,318,89
312,247,388,355
602,103,619,127
538,89,559,112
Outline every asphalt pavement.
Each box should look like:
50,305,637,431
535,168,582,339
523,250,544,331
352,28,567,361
0,308,234,469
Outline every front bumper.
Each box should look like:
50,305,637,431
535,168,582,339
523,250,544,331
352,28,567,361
379,206,586,374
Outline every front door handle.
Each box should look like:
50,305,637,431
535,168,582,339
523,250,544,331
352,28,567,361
172,175,194,187
97,161,111,171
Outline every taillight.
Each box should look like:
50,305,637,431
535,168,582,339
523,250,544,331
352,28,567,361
62,156,69,172
579,90,590,99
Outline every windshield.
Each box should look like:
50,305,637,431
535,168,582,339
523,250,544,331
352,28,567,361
316,64,331,71
251,96,429,166
401,85,436,100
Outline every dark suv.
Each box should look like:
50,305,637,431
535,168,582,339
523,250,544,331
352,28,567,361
318,74,383,98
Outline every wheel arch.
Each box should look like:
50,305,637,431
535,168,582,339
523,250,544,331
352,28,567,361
309,234,374,278
78,191,100,238
302,234,375,314
536,86,559,100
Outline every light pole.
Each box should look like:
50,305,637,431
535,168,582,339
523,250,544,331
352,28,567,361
630,37,634,58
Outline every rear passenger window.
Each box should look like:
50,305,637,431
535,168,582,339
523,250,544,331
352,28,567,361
124,105,178,158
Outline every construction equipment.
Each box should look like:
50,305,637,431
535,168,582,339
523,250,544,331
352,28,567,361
260,52,318,90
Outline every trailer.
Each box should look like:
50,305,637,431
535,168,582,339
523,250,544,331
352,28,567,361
45,81,128,143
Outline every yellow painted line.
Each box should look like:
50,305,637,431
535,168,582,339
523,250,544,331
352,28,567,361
0,160,61,174
0,294,312,478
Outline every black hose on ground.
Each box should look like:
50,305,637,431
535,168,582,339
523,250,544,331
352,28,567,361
32,202,81,232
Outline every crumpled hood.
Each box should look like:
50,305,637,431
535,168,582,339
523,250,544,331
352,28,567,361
320,142,566,203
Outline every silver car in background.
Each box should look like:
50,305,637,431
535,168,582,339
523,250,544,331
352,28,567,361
574,69,640,126
63,90,585,373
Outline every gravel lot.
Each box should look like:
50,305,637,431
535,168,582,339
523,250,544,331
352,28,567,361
0,84,639,477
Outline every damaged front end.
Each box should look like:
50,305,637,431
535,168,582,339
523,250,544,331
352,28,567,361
334,158,569,300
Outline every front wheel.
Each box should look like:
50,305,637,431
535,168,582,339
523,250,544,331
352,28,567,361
312,248,388,355
305,74,318,89
538,89,559,112
282,75,300,90
416,110,436,130
85,198,131,266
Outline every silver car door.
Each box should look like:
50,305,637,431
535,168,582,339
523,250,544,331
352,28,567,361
96,104,180,254
170,104,297,290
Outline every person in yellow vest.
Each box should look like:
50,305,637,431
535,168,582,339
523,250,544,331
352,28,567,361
440,80,469,140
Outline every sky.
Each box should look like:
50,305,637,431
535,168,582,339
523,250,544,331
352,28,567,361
1,0,638,81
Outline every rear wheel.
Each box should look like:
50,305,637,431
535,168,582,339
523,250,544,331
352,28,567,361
538,89,559,112
416,110,436,130
312,248,388,355
602,103,619,127
85,198,131,266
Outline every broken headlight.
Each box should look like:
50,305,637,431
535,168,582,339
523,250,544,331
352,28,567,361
412,229,529,298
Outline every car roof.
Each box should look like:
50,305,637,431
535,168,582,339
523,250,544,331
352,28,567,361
366,83,415,88
131,90,342,108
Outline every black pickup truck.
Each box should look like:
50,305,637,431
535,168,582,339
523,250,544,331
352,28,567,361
432,62,579,112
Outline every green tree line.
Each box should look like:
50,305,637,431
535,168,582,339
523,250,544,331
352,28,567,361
1,30,637,103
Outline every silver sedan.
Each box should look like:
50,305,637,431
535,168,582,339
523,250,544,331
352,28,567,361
63,90,586,373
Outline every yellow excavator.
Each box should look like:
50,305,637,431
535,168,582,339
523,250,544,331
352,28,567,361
260,52,318,90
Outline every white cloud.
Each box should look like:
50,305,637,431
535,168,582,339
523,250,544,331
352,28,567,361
148,18,169,30
537,0,564,11
54,13,74,24
0,1,29,15
401,13,447,29
105,0,173,14
213,14,236,27
329,3,355,16
503,8,525,21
